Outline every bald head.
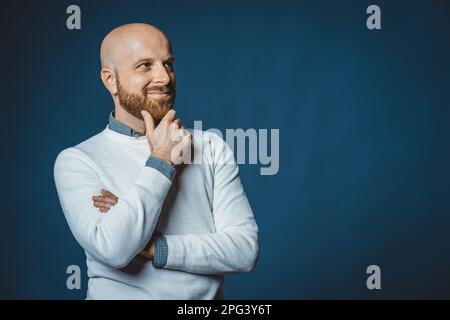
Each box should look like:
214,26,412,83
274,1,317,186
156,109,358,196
100,23,171,70
100,23,176,125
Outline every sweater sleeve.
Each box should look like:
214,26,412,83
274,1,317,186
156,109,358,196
162,135,259,274
54,147,172,269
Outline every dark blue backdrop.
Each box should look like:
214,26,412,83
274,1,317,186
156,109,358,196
1,0,450,299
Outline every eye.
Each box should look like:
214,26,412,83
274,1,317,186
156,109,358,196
138,62,151,69
164,61,174,71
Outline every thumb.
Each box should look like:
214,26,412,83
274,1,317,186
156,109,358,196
141,110,155,134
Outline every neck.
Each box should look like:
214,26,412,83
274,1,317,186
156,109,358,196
114,105,146,133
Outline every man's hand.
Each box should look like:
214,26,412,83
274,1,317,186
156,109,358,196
141,109,191,166
92,189,156,259
92,189,118,213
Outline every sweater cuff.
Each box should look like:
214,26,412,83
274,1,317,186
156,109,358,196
145,156,176,181
152,236,168,268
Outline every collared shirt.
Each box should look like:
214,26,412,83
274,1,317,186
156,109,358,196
108,111,146,138
108,111,175,181
108,110,169,268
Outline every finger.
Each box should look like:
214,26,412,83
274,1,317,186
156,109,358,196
169,127,183,142
171,128,186,143
92,195,117,204
170,134,192,164
101,189,118,200
141,110,155,134
93,200,112,208
94,204,113,212
97,196,117,205
172,118,181,128
180,129,191,140
179,133,192,154
169,122,179,131
170,121,180,130
161,109,176,125
93,201,115,208
182,132,192,146
182,128,191,137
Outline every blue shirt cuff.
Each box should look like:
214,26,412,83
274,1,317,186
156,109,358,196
152,236,168,268
145,156,176,181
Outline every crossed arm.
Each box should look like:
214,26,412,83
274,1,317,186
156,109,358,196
54,141,259,274
89,161,259,274
92,189,157,260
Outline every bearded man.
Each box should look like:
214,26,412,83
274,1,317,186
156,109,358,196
53,23,259,300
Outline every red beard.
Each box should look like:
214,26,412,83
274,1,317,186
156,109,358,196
116,80,175,125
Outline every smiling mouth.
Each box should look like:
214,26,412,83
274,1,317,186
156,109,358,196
146,92,171,95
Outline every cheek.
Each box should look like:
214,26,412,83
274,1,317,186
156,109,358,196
129,77,150,94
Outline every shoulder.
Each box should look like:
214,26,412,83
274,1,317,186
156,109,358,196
54,128,108,172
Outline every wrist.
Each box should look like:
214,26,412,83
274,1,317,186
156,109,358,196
141,239,156,259
150,153,174,167
150,241,156,258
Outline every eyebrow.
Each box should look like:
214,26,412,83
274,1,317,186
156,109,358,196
133,56,175,67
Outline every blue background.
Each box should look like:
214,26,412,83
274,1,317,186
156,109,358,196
1,0,450,299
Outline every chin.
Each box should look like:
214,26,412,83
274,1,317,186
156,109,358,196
145,102,173,122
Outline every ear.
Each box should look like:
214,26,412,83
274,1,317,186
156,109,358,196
100,68,118,95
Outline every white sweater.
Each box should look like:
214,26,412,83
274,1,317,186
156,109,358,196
53,125,259,299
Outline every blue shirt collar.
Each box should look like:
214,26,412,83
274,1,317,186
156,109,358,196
108,110,145,137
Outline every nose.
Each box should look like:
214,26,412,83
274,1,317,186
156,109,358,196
153,63,171,86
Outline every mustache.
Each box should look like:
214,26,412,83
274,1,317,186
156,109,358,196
144,86,175,94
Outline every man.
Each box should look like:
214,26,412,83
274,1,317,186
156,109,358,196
53,23,259,300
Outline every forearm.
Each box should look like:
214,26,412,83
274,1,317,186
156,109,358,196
156,226,259,275
82,170,170,268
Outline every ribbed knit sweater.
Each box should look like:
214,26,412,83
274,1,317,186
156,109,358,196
54,124,259,299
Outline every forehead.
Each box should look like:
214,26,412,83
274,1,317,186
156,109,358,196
121,32,172,64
